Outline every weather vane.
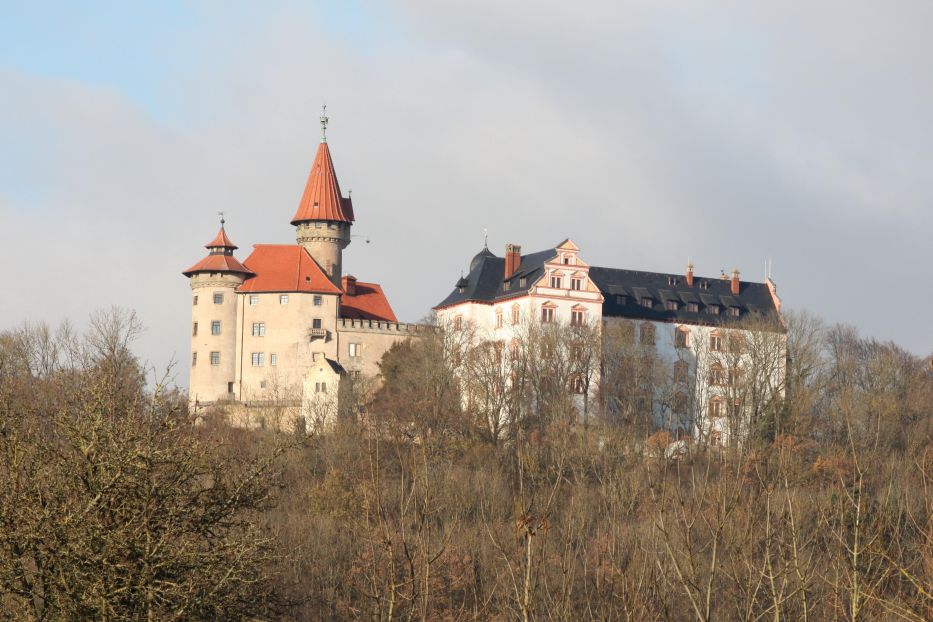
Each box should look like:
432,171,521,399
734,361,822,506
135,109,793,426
218,211,225,226
320,104,329,143
483,228,488,249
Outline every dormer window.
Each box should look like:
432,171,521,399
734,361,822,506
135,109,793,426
686,302,699,313
570,277,583,291
664,300,678,311
641,297,653,308
616,295,625,305
707,305,720,315
519,277,527,287
727,306,740,317
550,275,563,289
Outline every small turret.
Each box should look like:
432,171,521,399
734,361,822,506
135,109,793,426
183,217,253,405
291,107,354,287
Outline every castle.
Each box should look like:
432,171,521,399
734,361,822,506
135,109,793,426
183,112,416,427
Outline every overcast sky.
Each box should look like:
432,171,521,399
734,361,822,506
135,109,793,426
2,1,931,385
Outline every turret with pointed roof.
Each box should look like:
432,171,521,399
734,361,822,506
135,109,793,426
293,108,353,287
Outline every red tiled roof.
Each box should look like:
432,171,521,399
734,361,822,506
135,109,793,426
206,226,237,249
340,279,398,322
290,142,355,225
182,254,254,277
237,245,342,294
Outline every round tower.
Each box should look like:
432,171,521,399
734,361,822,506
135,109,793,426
290,108,355,287
182,220,254,405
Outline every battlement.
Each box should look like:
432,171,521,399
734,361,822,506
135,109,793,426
337,318,427,334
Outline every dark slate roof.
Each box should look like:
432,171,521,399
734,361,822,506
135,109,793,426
435,246,557,308
436,245,784,332
589,266,783,331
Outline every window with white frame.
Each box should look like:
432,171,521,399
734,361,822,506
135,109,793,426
571,375,586,394
252,322,265,337
454,315,462,330
570,277,583,291
210,351,220,365
710,333,723,351
312,318,322,329
349,343,361,358
315,382,327,393
709,398,724,418
495,308,503,329
211,321,221,335
279,294,289,305
313,295,323,306
249,295,259,305
251,352,265,367
570,309,585,326
549,274,563,289
213,293,223,304
511,304,520,325
270,353,277,366
674,327,690,348
541,305,556,323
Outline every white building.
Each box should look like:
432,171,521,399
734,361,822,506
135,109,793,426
435,241,786,445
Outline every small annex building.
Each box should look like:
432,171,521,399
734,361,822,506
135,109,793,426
183,113,417,429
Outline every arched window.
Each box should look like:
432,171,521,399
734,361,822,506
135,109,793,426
674,326,690,348
495,308,503,329
709,362,725,386
511,304,521,325
640,322,656,346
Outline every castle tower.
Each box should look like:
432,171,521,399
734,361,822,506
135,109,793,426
290,108,355,287
182,219,254,404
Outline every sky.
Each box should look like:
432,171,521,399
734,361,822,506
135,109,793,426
2,0,932,386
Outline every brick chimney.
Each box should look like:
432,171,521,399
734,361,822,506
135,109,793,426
342,274,357,296
686,262,694,287
504,244,521,280
730,269,740,296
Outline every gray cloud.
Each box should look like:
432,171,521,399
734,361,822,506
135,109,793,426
2,1,931,386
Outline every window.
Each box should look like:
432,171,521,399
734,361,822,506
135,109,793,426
571,309,585,326
729,334,745,353
191,352,197,366
251,352,265,367
349,343,361,358
664,300,678,311
550,275,563,289
710,430,722,447
313,295,323,306
727,306,740,317
260,380,267,389
541,305,556,323
570,277,583,291
510,339,519,361
213,293,223,305
709,398,724,418
210,351,220,365
502,281,511,292
640,323,656,346
707,305,720,315
511,304,520,325
674,327,690,348
211,321,221,335
519,277,527,287
562,255,571,265
673,391,689,414
616,295,625,305
687,302,699,313
192,322,198,336
270,353,277,366
312,318,322,329
252,322,265,337
249,295,259,306
728,367,745,387
315,382,327,394
571,375,586,394
495,309,503,329
350,370,362,379
193,295,198,306
641,297,653,308
227,381,234,394
279,294,289,305
709,363,726,386
710,333,723,351
673,360,689,384
731,400,743,418
454,315,462,330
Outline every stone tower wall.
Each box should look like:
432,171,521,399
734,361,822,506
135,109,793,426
189,272,243,404
295,221,351,286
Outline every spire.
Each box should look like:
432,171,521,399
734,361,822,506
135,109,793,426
320,105,329,143
205,213,237,250
290,133,355,225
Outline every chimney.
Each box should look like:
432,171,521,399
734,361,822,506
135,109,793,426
342,274,357,296
685,262,694,287
730,269,740,296
504,244,521,280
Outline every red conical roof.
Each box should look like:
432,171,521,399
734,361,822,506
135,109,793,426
206,226,237,250
290,142,355,225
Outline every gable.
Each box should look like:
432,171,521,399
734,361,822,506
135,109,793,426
237,245,342,294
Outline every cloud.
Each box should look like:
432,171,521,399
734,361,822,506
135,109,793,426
2,0,931,384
